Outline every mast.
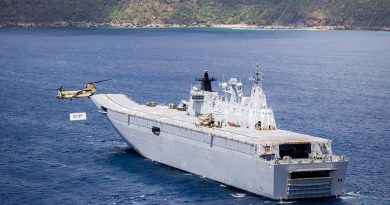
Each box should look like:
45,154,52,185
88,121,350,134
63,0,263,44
249,63,263,86
248,63,267,108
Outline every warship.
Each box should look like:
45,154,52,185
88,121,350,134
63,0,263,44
90,65,348,200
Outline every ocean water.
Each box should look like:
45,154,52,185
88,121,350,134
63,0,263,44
0,28,389,205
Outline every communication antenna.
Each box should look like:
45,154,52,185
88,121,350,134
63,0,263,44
161,80,164,105
249,62,264,86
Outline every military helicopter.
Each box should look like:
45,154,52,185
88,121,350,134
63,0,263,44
56,79,111,99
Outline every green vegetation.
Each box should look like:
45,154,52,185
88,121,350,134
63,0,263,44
0,0,389,30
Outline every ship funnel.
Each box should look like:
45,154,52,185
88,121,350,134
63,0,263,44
196,70,217,91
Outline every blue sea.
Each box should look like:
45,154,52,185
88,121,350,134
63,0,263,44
0,28,389,205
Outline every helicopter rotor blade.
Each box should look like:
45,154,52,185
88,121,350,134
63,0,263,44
89,79,111,84
55,85,64,91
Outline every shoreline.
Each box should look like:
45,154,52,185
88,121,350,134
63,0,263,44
1,22,389,32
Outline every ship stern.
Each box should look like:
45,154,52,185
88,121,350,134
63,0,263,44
272,158,348,200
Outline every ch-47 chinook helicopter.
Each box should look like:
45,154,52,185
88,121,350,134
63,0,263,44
56,79,111,100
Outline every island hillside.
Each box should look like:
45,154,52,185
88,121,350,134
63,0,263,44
1,0,389,30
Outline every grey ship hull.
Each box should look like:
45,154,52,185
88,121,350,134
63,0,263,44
91,94,348,200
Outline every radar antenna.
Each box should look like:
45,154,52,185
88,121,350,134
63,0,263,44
249,63,263,86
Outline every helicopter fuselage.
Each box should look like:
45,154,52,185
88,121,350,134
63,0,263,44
56,89,95,99
56,80,110,100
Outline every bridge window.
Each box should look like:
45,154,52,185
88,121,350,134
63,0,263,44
279,143,311,159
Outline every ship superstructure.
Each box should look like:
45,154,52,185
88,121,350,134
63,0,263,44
90,65,348,200
187,65,276,130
